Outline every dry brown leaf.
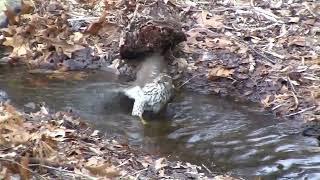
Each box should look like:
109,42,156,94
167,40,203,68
199,11,224,29
33,135,58,159
1,123,31,145
2,35,31,57
47,72,88,81
261,95,272,107
20,0,35,15
86,163,120,177
288,36,306,47
208,66,234,80
206,38,233,49
19,154,30,180
154,158,168,170
84,11,108,35
39,36,85,57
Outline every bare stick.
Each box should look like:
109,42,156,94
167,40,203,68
252,7,284,23
29,163,97,180
285,106,317,117
116,159,129,168
177,74,201,89
202,164,213,174
230,37,277,65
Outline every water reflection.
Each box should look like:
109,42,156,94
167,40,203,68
1,66,320,179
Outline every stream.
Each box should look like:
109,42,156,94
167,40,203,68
1,64,320,179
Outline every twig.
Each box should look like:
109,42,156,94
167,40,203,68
177,74,201,89
287,77,299,110
287,77,297,93
302,2,319,17
290,91,299,110
201,164,212,174
230,36,277,65
271,104,283,111
29,164,97,180
116,159,129,168
285,106,317,117
129,168,148,178
246,45,277,65
67,17,100,22
252,7,284,23
0,158,47,180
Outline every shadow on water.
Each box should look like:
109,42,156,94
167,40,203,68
1,65,320,179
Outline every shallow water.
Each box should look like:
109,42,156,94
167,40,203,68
1,65,320,179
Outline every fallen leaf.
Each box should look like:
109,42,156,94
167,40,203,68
261,95,272,107
19,154,30,180
84,11,108,35
208,66,234,80
86,163,120,177
199,11,224,29
154,158,168,170
20,0,35,15
2,36,31,57
288,36,306,47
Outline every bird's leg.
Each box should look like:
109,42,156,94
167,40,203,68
131,99,147,125
139,115,148,125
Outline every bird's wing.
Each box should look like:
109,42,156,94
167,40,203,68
123,86,144,100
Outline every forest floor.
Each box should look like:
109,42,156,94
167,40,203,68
0,102,231,179
0,0,319,179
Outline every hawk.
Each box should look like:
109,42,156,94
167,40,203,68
123,73,174,124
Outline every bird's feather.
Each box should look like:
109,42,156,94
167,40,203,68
124,86,144,100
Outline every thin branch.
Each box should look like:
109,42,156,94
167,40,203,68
120,168,148,179
177,74,201,89
202,164,213,174
230,37,277,65
29,164,97,180
285,106,317,117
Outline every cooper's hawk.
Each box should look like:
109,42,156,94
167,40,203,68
120,53,174,124
123,73,174,124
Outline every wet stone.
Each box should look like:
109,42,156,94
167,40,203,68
0,89,8,102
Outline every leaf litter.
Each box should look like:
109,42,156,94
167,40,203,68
0,102,235,179
166,0,320,125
